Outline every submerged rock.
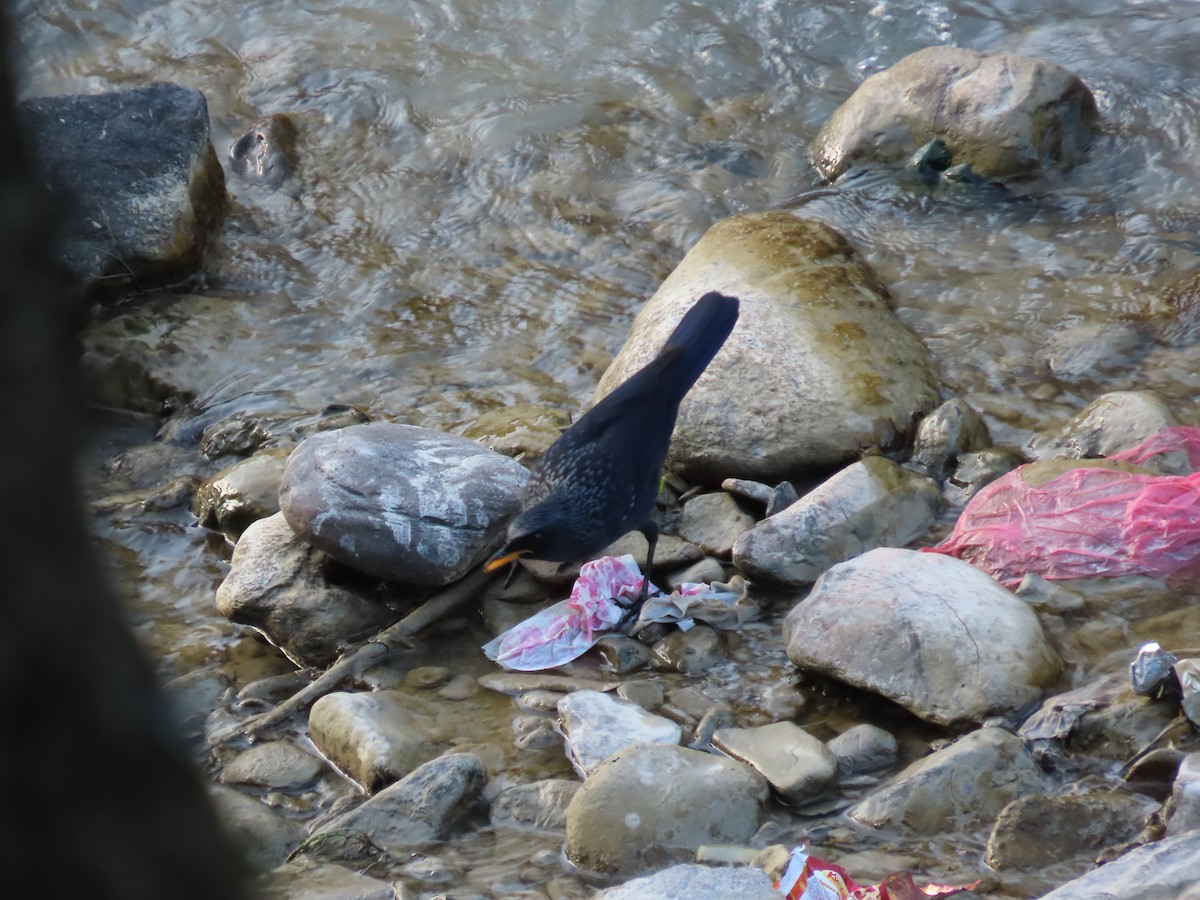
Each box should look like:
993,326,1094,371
812,46,1097,181
280,422,529,584
557,690,682,777
565,743,768,876
1039,829,1200,899
207,784,305,872
1026,390,1180,461
18,82,227,300
490,779,580,832
784,548,1062,726
594,213,940,482
909,398,991,482
734,456,941,586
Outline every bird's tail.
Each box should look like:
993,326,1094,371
652,291,740,391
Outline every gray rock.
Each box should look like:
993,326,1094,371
207,784,305,872
215,512,398,667
565,743,769,876
595,635,654,674
910,398,991,481
256,858,399,900
734,457,941,586
664,557,727,591
784,548,1061,726
490,779,580,831
650,625,723,674
280,422,528,584
1039,829,1200,900
811,46,1097,181
849,727,1045,834
221,740,325,790
594,213,940,483
1026,391,1180,461
308,690,450,793
944,447,1025,506
986,787,1159,870
229,114,299,189
1167,752,1200,835
315,752,487,851
677,492,755,557
18,83,227,299
557,690,682,777
711,721,838,804
721,477,774,506
595,863,780,900
827,723,899,776
1047,321,1154,383
194,448,291,539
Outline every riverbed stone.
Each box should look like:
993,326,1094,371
557,689,682,777
1039,829,1200,899
711,721,838,804
595,863,780,900
1167,752,1200,835
594,213,940,483
677,491,756,557
256,859,399,900
734,457,941,586
985,786,1159,871
490,779,580,831
910,398,991,482
314,752,487,851
1026,390,1180,461
784,548,1061,726
194,448,291,539
827,723,899,776
849,727,1046,834
220,740,325,790
811,46,1097,181
215,512,398,667
565,743,769,876
279,422,529,584
650,625,723,673
308,690,450,793
207,784,306,872
18,82,227,300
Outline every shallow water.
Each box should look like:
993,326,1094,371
15,0,1200,895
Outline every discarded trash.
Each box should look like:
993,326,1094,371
1130,642,1180,698
774,845,978,899
481,554,748,671
927,426,1200,587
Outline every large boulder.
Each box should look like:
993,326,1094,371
279,422,529,584
812,46,1098,181
784,548,1061,726
18,83,227,300
595,213,939,482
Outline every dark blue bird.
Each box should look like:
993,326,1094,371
485,291,740,601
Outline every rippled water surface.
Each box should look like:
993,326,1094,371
15,0,1200,895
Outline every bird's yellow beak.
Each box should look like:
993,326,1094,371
483,548,532,572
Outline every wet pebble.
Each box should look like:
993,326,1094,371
207,783,305,871
1166,751,1200,834
849,727,1045,834
256,859,397,900
221,740,325,790
615,679,664,710
565,743,769,876
651,624,723,673
478,672,619,696
734,457,941,587
827,723,899,776
677,491,755,557
557,690,681,777
1026,390,1179,461
193,448,291,540
490,779,580,831
712,721,838,804
594,635,653,674
910,397,991,482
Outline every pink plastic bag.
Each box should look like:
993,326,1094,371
927,427,1200,587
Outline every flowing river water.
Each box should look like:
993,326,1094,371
13,0,1200,896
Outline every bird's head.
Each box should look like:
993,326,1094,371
483,501,573,573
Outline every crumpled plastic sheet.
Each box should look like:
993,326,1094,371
481,554,747,672
926,426,1200,587
775,845,978,899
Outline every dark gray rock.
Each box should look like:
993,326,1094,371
910,398,991,482
215,512,398,667
194,448,291,539
827,723,899,776
314,752,487,851
19,83,226,300
280,422,528,584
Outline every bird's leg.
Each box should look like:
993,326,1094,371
616,522,658,633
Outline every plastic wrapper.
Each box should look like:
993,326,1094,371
481,554,747,671
926,426,1200,587
1130,641,1180,698
774,846,978,899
